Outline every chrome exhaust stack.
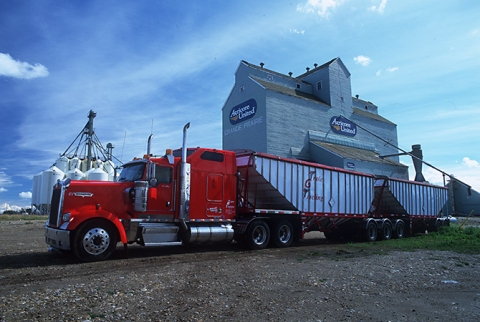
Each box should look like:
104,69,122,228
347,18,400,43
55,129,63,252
179,122,191,231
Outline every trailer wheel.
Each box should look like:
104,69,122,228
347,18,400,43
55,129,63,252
323,231,337,240
393,220,405,239
364,220,377,242
73,219,117,262
433,219,443,232
324,230,343,240
245,220,270,250
270,220,293,248
379,220,393,240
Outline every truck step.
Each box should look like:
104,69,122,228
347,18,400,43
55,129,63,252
139,223,180,245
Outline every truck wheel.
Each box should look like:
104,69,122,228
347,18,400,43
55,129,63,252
270,220,293,248
73,220,117,262
324,230,340,240
379,220,393,240
245,220,270,250
393,220,405,239
364,220,377,242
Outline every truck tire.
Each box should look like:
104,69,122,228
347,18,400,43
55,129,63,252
379,219,393,240
245,220,270,250
324,230,341,240
393,220,405,239
270,220,293,248
73,219,117,262
364,220,377,242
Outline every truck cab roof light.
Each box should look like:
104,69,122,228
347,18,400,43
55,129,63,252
166,149,174,164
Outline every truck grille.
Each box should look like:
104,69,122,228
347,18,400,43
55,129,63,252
48,182,64,227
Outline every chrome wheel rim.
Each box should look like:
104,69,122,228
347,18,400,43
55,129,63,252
82,227,110,255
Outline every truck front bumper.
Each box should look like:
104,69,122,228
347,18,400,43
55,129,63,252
45,225,71,250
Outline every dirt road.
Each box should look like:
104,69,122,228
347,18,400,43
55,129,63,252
1,220,479,321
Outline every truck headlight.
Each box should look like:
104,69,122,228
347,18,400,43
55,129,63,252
62,212,71,222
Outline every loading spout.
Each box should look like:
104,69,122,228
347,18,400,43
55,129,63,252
411,144,426,182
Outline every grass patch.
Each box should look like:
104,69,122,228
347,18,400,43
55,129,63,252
349,224,480,254
0,214,48,221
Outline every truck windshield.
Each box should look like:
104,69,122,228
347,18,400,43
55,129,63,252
118,163,146,182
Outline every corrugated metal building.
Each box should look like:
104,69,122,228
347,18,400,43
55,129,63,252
222,58,409,180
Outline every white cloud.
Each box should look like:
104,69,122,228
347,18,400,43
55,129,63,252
290,29,305,35
0,203,23,213
19,191,32,199
0,187,7,193
403,157,480,192
462,157,479,168
354,55,372,66
369,0,388,14
0,171,12,186
375,67,398,76
422,166,446,187
0,53,49,79
438,158,480,191
297,0,344,18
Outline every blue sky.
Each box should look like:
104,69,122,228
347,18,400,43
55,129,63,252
1,0,479,212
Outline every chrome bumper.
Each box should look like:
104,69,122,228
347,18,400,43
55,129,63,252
45,225,71,250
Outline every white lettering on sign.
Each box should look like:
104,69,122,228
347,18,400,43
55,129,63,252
230,105,256,121
224,116,263,136
330,116,357,137
223,125,242,137
229,99,257,124
243,116,263,128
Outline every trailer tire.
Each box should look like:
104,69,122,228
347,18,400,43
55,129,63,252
435,219,443,231
270,220,293,248
73,219,117,262
323,231,337,240
379,220,393,240
324,230,342,240
364,220,377,242
393,220,405,239
245,220,270,250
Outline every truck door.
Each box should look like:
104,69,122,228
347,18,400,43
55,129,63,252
206,173,224,218
146,165,175,219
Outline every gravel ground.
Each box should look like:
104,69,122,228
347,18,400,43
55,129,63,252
1,219,479,321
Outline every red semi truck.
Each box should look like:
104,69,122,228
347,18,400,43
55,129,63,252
45,123,450,261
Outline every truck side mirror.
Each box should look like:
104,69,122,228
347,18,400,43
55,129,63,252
149,178,158,187
146,162,159,187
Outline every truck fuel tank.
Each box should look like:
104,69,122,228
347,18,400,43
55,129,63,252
183,224,234,244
